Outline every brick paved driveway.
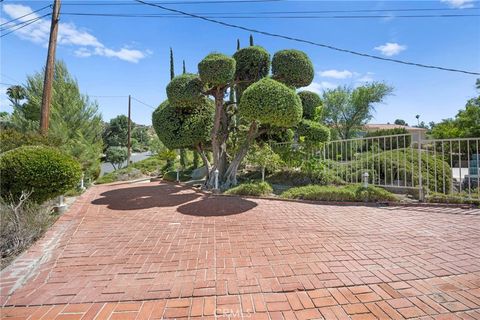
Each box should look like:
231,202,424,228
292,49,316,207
1,181,480,319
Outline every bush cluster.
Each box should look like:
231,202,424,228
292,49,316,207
152,99,214,150
239,78,302,127
0,129,61,153
297,120,331,144
281,184,397,202
233,46,270,93
272,49,314,88
166,73,204,106
298,91,322,120
198,53,236,87
225,181,273,196
0,146,82,203
364,128,411,150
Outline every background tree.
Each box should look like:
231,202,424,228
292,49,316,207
322,83,393,139
10,61,103,180
103,115,129,149
6,85,26,108
394,119,407,126
249,34,254,46
170,47,175,80
105,146,128,170
182,60,186,74
431,96,480,139
246,143,282,181
236,39,240,50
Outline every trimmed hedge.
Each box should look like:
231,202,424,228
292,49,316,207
239,78,302,127
298,91,322,120
152,99,214,150
166,73,204,107
0,146,82,203
281,184,397,202
198,53,236,87
233,46,270,87
297,119,330,144
272,49,314,88
225,181,273,196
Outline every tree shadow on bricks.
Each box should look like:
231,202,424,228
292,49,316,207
177,196,257,216
91,184,201,210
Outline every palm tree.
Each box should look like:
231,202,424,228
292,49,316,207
6,85,26,108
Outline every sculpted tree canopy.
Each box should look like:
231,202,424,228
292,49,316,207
152,45,330,189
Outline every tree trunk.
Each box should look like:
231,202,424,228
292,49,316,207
221,121,258,189
196,143,211,182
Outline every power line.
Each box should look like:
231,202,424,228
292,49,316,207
0,4,51,27
61,12,480,19
135,0,480,76
62,0,284,5
1,14,51,38
131,97,156,109
1,15,47,32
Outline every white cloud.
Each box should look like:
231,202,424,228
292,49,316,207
318,69,354,79
356,72,375,84
2,4,150,63
301,81,337,94
374,42,407,57
441,0,475,8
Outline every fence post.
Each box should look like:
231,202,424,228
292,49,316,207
418,140,424,202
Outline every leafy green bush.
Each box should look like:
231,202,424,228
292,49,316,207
0,129,61,153
233,46,270,84
152,99,214,149
298,91,322,120
267,168,344,187
239,78,302,127
282,184,397,202
297,120,330,144
225,181,273,196
166,73,204,107
426,192,480,206
363,128,411,150
198,53,236,87
272,49,314,88
96,167,144,184
0,146,82,203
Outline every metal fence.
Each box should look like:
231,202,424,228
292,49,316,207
271,134,480,201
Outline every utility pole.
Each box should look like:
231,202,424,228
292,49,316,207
127,95,132,166
40,0,61,135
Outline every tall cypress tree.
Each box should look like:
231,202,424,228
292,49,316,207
169,47,175,80
182,60,186,74
249,34,254,46
236,39,240,50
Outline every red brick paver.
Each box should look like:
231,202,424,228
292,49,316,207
1,181,479,319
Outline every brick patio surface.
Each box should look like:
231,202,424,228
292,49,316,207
1,181,480,319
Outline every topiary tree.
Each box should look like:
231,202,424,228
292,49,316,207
272,49,314,88
0,146,82,203
153,45,323,189
105,146,128,170
297,119,331,145
298,91,323,121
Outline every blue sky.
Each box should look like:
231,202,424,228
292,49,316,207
1,0,479,126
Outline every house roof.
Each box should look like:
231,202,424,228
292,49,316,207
364,124,427,132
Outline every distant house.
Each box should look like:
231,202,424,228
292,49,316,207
361,124,428,142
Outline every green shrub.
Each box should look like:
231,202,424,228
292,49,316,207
96,167,144,184
0,146,82,203
267,168,344,187
131,157,166,175
233,46,270,83
272,49,314,88
297,120,330,144
166,73,204,107
105,146,127,170
363,128,411,150
0,129,61,153
198,53,236,87
225,181,273,196
426,192,480,206
298,91,322,120
152,99,214,150
239,78,302,128
282,184,397,202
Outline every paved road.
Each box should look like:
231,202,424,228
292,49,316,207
1,181,480,319
100,152,152,176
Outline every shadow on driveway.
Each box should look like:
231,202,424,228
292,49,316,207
91,183,201,210
177,196,257,216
